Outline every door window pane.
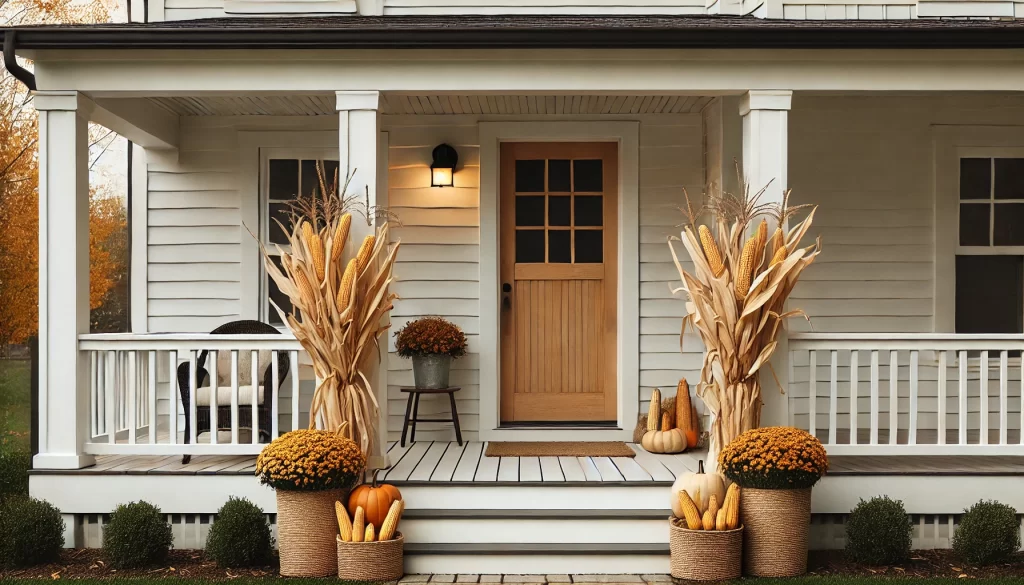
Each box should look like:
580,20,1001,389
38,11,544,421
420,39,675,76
575,230,603,263
549,196,571,227
573,159,603,192
268,256,293,325
515,160,546,192
575,195,603,227
268,203,292,245
959,203,990,246
515,196,545,227
960,158,991,201
516,230,545,263
548,230,571,263
994,203,1024,246
995,158,1024,200
955,255,1023,334
301,159,325,196
548,159,571,192
269,159,299,200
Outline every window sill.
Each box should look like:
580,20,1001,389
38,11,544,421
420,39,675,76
224,0,356,14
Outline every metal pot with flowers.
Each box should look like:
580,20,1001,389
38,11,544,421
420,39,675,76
718,426,828,577
255,426,366,577
395,317,468,389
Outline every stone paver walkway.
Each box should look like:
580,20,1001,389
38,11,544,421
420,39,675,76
400,576,671,584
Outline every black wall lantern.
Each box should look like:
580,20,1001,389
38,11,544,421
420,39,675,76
430,143,458,188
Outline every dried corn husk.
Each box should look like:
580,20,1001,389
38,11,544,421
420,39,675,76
669,184,819,468
250,169,400,458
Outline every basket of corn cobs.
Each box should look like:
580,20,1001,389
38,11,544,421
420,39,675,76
335,499,406,581
669,484,743,581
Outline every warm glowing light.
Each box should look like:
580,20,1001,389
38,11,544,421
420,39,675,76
432,167,454,188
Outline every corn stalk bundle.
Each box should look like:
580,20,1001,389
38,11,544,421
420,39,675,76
668,183,819,468
251,167,400,457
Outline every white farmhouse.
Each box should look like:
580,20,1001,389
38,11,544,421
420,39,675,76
3,0,1024,572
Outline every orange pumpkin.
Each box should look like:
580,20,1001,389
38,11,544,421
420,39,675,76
348,470,402,528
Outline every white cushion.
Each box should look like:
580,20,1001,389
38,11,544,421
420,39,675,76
215,349,272,387
196,384,265,407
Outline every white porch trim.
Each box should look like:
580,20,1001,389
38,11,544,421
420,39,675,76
129,143,149,333
33,90,95,470
478,121,640,441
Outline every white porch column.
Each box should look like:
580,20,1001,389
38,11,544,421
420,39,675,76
33,91,95,470
740,90,793,428
335,91,388,467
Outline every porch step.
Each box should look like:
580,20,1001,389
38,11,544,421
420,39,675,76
403,543,670,574
404,509,671,519
406,543,669,555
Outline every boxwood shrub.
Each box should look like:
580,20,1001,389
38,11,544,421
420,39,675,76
205,497,273,567
103,501,173,568
0,496,65,568
953,500,1021,565
845,496,913,565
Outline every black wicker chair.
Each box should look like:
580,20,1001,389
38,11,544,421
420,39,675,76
177,320,290,464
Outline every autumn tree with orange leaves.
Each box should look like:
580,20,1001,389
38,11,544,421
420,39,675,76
0,0,125,350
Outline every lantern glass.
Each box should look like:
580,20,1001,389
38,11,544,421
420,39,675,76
432,167,454,188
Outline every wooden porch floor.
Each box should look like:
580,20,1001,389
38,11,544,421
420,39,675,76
32,441,1024,479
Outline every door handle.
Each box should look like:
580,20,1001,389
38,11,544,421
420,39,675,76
502,282,512,310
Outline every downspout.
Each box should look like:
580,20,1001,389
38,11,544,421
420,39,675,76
2,31,37,91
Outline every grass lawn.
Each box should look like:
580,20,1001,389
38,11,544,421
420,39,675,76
0,358,31,448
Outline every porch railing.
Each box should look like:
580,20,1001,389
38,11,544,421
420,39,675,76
78,334,304,455
788,333,1024,455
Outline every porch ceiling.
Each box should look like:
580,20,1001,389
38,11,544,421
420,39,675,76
147,93,715,117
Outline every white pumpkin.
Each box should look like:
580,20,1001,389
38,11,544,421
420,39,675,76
641,428,687,454
671,460,726,517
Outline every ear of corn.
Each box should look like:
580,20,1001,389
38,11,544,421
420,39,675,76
698,225,725,277
693,487,703,515
769,226,784,256
352,506,365,542
336,259,358,311
356,235,376,272
364,523,375,542
678,490,703,530
754,219,768,260
301,221,313,243
734,235,758,300
378,499,403,541
769,245,788,268
702,509,715,530
725,484,741,530
309,233,325,283
707,494,719,522
660,411,672,432
647,388,661,431
294,267,317,311
716,508,727,531
330,213,353,263
336,501,353,542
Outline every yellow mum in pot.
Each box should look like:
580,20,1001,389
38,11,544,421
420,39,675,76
256,429,366,491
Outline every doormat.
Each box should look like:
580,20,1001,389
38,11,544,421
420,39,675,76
484,441,635,458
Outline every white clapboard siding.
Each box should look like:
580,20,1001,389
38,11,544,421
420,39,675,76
786,94,1024,429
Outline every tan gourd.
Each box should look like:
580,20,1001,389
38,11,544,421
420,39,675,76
671,460,726,519
648,389,661,431
335,501,353,542
677,490,702,530
641,428,686,454
675,379,696,448
352,506,365,542
378,499,403,541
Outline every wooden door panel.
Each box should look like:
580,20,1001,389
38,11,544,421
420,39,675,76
499,142,618,423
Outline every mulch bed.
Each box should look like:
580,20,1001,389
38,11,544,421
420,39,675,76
0,549,278,580
4,548,1024,581
807,549,1024,579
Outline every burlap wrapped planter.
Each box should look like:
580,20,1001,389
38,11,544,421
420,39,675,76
669,518,742,581
276,489,344,577
336,532,405,581
741,487,811,577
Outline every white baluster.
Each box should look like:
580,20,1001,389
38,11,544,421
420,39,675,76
958,350,968,445
999,350,1008,445
909,350,919,445
251,349,259,445
808,350,817,438
850,350,859,445
231,350,239,445
291,351,300,432
148,351,157,445
189,350,198,446
271,351,280,439
870,350,879,445
980,350,989,445
106,351,116,444
168,350,178,445
210,351,218,445
829,350,838,445
889,350,897,446
90,351,98,437
128,351,137,445
938,351,946,445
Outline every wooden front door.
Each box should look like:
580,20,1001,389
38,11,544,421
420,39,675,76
499,142,618,423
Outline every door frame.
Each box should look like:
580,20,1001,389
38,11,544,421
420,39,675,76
479,121,640,441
